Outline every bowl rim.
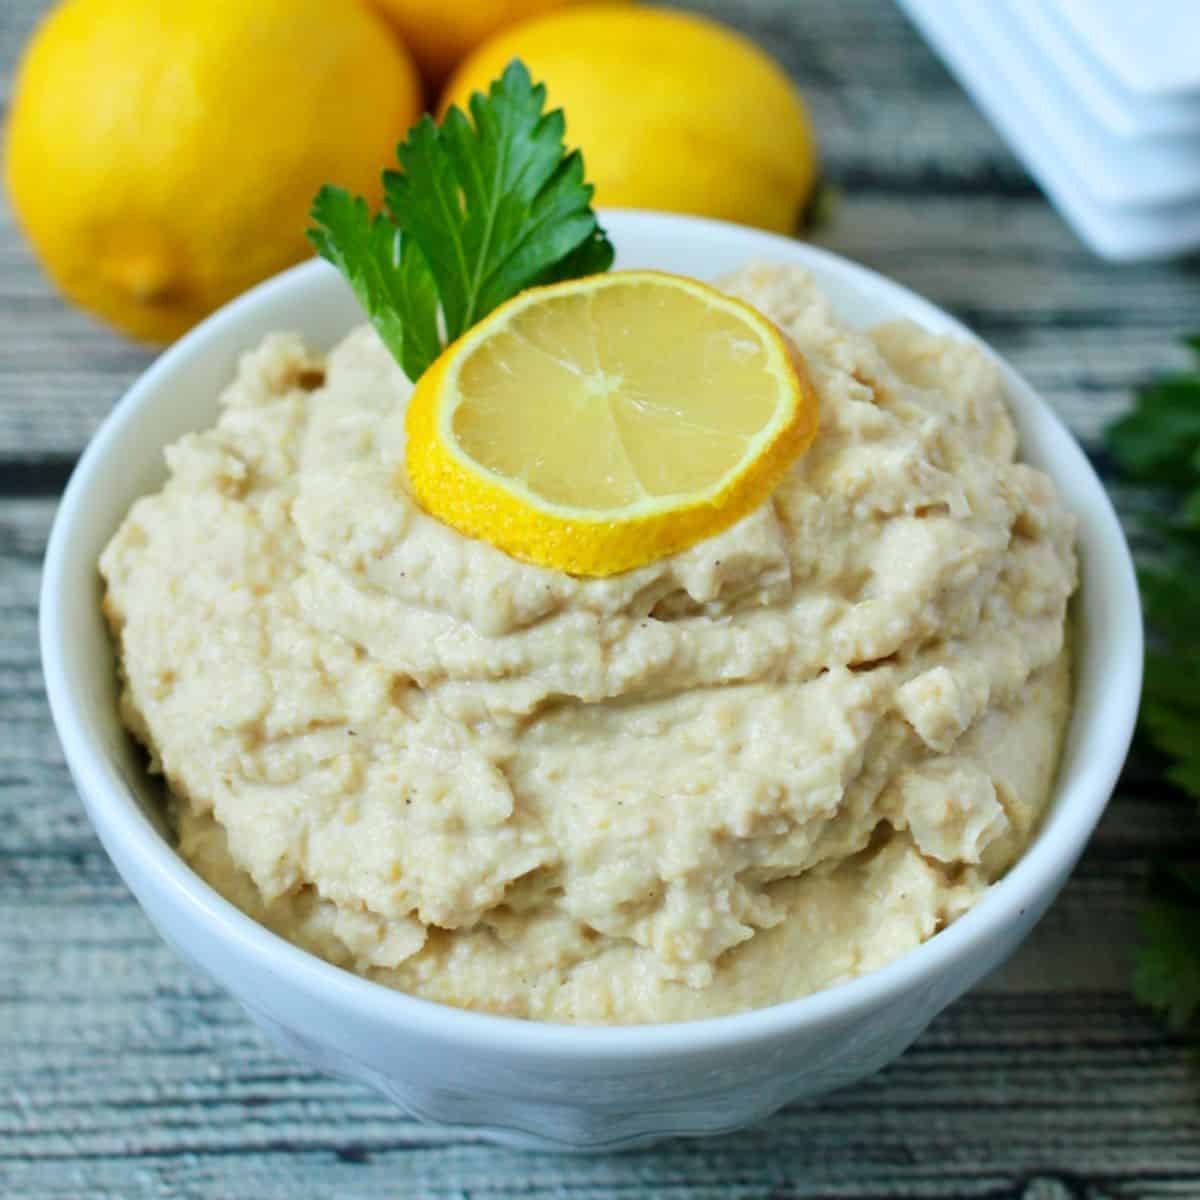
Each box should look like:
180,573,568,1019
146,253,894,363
41,209,1143,1058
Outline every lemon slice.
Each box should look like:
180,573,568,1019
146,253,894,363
404,270,818,577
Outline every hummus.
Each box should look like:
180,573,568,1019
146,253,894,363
100,265,1077,1024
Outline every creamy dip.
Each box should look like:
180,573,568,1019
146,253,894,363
100,265,1077,1024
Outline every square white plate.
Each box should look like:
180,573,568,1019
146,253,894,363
897,0,1200,260
1054,0,1200,96
1010,0,1200,138
960,0,1200,209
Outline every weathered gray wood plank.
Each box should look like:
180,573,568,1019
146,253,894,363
3,0,1200,1195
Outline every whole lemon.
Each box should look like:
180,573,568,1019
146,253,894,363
4,0,422,343
441,4,817,235
371,0,596,88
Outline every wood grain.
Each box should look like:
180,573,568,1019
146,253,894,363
3,0,1200,1195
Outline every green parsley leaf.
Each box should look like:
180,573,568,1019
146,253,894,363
1133,867,1200,1030
1105,335,1200,1034
308,187,439,383
308,59,612,382
1108,377,1200,486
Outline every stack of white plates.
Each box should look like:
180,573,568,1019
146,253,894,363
896,0,1200,261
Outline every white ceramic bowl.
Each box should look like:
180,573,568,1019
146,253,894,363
41,211,1142,1152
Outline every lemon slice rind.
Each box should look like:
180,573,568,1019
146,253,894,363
404,270,818,577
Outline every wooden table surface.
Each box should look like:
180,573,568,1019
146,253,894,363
3,0,1200,1196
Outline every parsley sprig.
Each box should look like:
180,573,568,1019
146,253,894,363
1106,337,1200,1032
308,60,613,382
1133,866,1200,1031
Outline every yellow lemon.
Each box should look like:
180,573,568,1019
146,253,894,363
441,4,818,234
4,0,422,343
405,270,818,576
370,0,597,88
